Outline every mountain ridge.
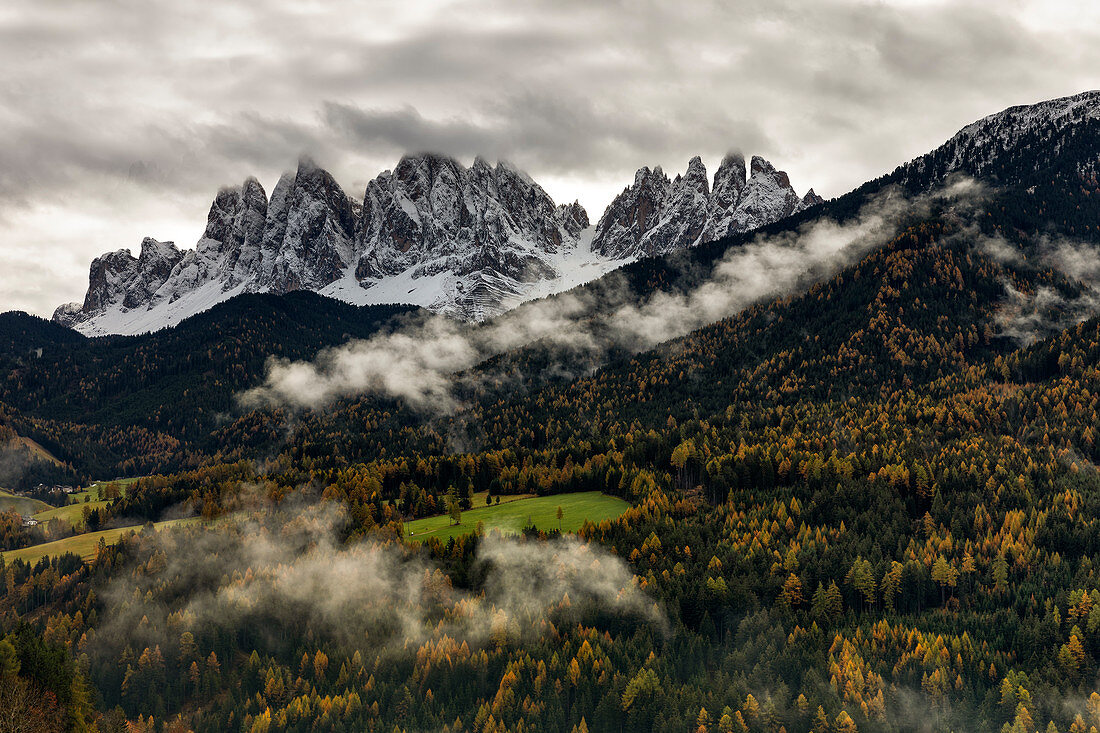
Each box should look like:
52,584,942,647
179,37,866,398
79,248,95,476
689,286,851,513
11,90,1100,733
53,152,817,335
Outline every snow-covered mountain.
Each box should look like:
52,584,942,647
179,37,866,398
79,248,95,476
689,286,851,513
591,154,821,259
351,154,593,321
895,90,1100,187
54,153,818,335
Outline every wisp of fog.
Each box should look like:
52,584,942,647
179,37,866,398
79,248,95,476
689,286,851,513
240,180,984,414
91,501,664,664
984,234,1100,346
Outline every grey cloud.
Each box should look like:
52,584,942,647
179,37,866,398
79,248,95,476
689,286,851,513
321,95,769,175
993,283,1100,348
984,235,1100,346
1,0,1099,316
321,103,499,160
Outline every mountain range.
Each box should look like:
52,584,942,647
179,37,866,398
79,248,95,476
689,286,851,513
8,89,1095,476
56,91,1100,339
7,90,1100,732
52,152,820,334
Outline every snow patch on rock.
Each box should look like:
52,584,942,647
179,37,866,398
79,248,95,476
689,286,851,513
55,151,820,335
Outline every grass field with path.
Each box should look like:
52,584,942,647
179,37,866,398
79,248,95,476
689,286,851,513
1,517,199,565
404,491,629,543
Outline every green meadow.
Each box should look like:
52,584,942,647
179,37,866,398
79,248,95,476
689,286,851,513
1,517,199,565
0,488,51,516
404,491,629,543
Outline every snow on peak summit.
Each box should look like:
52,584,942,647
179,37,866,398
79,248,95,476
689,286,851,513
591,155,819,259
352,152,591,321
54,152,820,335
899,90,1100,186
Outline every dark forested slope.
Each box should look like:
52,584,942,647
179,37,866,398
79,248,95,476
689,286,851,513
5,94,1100,733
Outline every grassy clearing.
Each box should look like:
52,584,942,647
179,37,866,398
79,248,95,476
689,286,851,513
25,477,140,529
404,491,629,543
32,500,112,528
0,489,51,516
70,477,141,503
469,490,535,508
1,517,200,565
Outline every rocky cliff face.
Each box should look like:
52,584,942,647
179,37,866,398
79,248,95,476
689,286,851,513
54,152,818,334
590,153,820,259
351,155,589,320
201,176,268,287
78,238,185,316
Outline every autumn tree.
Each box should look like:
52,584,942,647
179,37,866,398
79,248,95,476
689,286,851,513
846,557,877,612
931,555,959,606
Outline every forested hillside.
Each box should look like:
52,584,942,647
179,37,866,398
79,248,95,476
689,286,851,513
0,295,416,478
3,97,1100,732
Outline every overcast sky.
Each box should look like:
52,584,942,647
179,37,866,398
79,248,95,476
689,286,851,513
1,0,1098,317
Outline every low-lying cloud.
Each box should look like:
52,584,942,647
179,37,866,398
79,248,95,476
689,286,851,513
94,501,662,661
242,179,982,414
984,236,1100,346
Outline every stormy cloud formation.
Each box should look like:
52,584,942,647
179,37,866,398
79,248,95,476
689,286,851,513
93,501,663,662
1,0,1099,317
242,180,980,414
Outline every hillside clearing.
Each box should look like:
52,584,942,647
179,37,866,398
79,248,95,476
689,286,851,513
69,477,141,503
32,500,112,528
14,436,65,467
404,491,629,543
1,517,200,565
0,488,51,516
30,477,140,528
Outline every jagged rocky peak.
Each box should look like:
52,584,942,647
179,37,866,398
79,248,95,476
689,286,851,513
801,189,825,208
656,156,713,255
556,201,590,236
355,152,470,279
676,155,710,194
711,155,807,238
135,237,183,283
589,166,671,260
592,154,819,259
55,154,602,334
711,153,747,212
352,152,598,321
267,157,359,293
80,249,137,314
59,237,183,322
53,148,817,334
750,155,786,183
203,177,267,245
198,177,268,285
355,152,589,287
